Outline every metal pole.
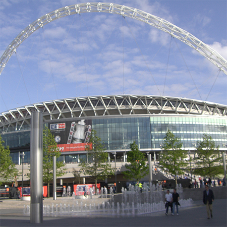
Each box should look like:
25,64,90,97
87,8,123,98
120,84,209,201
114,152,117,193
21,152,24,198
189,151,192,181
223,151,226,179
30,111,43,224
53,156,56,200
148,153,152,184
190,159,192,181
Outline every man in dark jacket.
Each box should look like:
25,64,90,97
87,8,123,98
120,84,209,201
172,188,180,215
203,185,214,219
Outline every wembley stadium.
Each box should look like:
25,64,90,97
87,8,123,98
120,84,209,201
0,94,226,189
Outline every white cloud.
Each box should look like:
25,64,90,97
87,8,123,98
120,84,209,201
209,41,227,59
1,26,19,37
148,28,170,47
194,14,211,27
0,0,11,10
42,27,66,39
0,0,20,10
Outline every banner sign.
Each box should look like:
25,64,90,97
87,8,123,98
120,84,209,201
49,119,92,152
57,143,92,152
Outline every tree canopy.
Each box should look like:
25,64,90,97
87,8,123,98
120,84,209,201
123,141,149,182
158,130,188,185
43,126,65,197
0,136,18,185
194,134,222,178
79,130,114,193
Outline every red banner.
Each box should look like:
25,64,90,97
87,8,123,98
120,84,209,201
17,186,47,197
57,143,92,152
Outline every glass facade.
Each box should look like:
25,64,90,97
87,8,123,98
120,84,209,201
1,115,227,164
92,117,151,150
9,151,30,165
150,116,227,149
10,152,19,164
1,130,30,149
65,154,79,163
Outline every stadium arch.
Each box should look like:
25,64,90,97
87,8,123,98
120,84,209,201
0,2,227,76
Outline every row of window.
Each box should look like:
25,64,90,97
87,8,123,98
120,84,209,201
150,116,226,124
2,116,227,150
10,152,126,165
151,124,226,133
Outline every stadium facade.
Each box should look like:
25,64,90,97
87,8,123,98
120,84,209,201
0,95,227,186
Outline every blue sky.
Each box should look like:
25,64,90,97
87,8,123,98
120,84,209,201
0,0,226,113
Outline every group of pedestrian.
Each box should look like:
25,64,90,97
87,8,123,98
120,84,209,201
164,184,215,219
164,188,180,215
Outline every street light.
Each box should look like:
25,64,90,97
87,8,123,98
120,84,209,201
113,152,117,193
222,144,227,180
20,152,25,198
188,150,192,182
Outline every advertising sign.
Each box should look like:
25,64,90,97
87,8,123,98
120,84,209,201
49,119,92,152
17,186,48,197
73,184,101,196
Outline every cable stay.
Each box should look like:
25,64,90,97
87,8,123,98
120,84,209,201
15,52,31,104
122,16,125,95
78,14,89,97
163,36,173,96
79,14,119,96
173,38,202,100
205,69,221,101
0,93,8,111
123,17,162,96
42,27,58,100
187,70,219,98
0,52,24,111
4,37,36,109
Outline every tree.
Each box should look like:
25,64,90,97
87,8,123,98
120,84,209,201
194,134,222,178
158,130,188,185
0,136,18,185
43,126,65,197
79,130,114,193
123,141,149,183
72,168,81,184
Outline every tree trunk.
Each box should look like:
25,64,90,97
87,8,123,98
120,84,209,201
48,182,50,198
95,178,97,195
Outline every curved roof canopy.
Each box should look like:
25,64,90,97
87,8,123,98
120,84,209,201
0,95,226,132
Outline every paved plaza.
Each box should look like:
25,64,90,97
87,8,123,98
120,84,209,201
0,197,226,227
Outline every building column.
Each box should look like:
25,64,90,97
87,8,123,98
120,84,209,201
108,153,110,162
147,153,152,184
30,111,43,224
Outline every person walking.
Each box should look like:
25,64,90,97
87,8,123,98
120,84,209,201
203,184,214,219
165,190,173,215
223,177,226,186
172,188,180,215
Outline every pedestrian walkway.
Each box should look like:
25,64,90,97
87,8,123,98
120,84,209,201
0,198,226,226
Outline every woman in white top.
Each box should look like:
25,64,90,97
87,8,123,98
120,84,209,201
165,190,173,215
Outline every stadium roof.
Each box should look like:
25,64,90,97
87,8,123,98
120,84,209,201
0,95,227,131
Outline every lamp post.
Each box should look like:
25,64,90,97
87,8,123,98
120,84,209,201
20,152,25,198
222,144,227,180
188,150,192,182
147,153,152,184
113,152,117,193
53,156,56,200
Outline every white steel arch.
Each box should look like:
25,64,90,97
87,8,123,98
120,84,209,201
0,2,227,76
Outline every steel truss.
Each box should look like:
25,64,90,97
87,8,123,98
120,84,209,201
0,95,226,132
0,2,227,75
